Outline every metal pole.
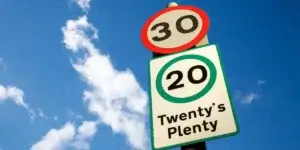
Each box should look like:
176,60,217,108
152,2,209,150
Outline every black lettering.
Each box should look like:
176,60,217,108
151,22,171,41
157,114,166,125
197,106,205,117
176,15,198,34
187,65,207,84
179,113,187,121
204,107,212,117
178,126,183,137
167,65,208,91
166,70,184,91
166,114,178,124
218,104,226,112
192,124,202,133
168,127,177,139
183,126,191,135
150,15,199,42
202,120,210,131
188,110,197,119
210,121,218,132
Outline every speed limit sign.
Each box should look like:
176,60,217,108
141,5,210,54
149,44,239,149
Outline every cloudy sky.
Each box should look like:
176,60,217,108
0,0,299,150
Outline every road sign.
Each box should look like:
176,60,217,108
148,44,239,149
141,5,210,54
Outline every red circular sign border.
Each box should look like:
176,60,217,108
141,5,210,54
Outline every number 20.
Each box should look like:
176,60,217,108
151,14,199,42
166,65,207,91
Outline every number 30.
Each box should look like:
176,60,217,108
166,65,207,91
151,15,199,42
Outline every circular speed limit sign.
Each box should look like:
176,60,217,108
141,5,210,54
156,54,217,103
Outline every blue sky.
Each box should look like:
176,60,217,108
0,0,299,150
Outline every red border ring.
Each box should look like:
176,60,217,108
141,5,210,54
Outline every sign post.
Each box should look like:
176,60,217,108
141,2,239,150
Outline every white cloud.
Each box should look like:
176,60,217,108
67,109,83,120
62,15,98,54
0,84,37,120
38,108,48,119
241,92,260,104
54,116,59,121
257,80,266,86
31,122,76,150
61,8,149,150
0,85,27,107
31,121,98,150
235,90,260,104
73,0,91,12
72,121,98,150
234,80,266,104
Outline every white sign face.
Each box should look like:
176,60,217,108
149,44,239,149
147,9,203,49
141,5,209,54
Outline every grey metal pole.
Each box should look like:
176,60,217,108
152,2,209,150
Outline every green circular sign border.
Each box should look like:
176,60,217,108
156,54,217,103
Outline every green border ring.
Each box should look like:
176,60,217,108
156,54,217,103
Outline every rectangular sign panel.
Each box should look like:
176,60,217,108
149,44,239,149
